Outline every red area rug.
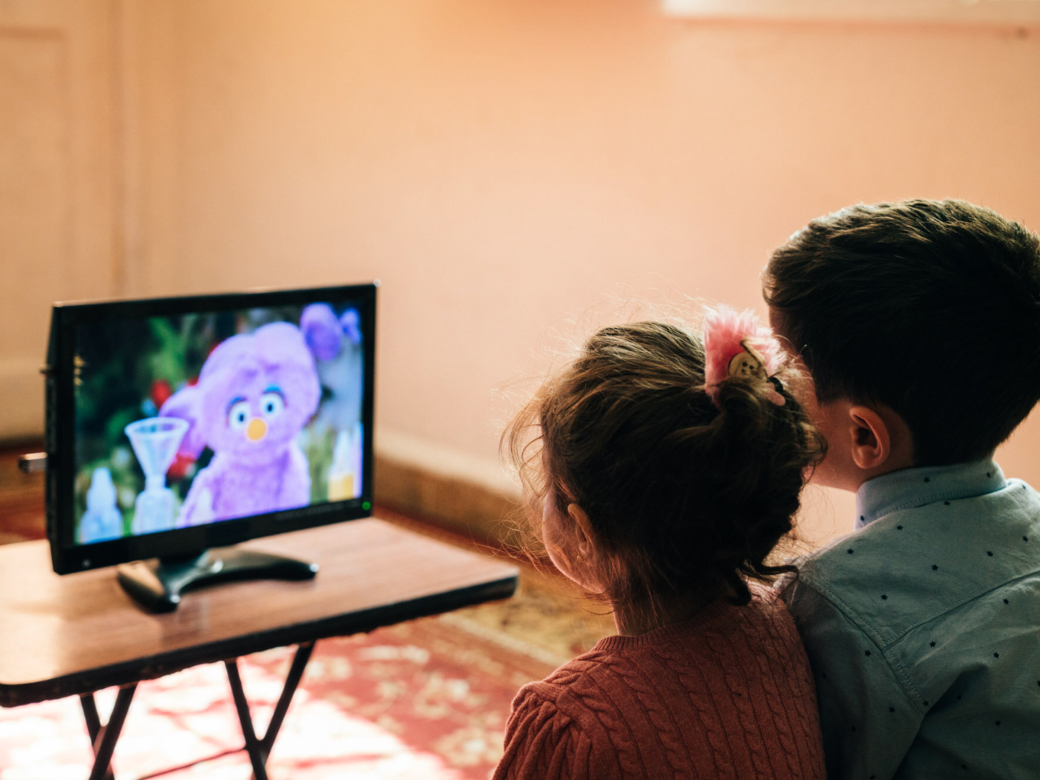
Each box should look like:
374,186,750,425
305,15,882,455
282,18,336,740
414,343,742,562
0,615,556,780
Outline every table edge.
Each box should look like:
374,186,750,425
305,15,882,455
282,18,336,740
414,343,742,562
0,572,517,707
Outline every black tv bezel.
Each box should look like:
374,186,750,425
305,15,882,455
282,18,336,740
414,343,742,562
45,282,378,575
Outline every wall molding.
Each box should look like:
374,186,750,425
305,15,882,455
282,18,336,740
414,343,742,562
663,0,1040,26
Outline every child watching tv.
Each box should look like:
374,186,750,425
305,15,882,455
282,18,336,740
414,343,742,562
764,199,1040,779
493,310,826,780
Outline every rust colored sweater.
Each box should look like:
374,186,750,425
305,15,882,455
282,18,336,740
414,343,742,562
493,585,825,780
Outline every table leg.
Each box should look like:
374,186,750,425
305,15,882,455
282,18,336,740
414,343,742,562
80,695,113,780
225,642,315,780
261,640,315,757
79,684,137,780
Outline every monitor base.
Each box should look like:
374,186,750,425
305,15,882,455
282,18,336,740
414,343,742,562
116,549,319,613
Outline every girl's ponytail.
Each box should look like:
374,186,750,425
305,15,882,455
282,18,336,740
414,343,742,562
503,311,823,614
693,363,822,603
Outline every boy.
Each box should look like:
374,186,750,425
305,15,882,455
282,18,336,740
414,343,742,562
763,199,1040,779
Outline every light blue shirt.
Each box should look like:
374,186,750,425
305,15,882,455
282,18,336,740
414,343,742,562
782,460,1040,779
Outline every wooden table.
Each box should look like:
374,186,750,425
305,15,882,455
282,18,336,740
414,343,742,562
0,518,519,779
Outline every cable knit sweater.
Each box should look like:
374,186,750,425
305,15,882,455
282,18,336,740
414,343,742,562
493,585,825,780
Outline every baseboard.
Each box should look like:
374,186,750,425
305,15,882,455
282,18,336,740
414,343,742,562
373,454,520,545
373,431,521,546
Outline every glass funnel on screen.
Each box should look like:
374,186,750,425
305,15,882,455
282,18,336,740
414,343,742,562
125,417,189,534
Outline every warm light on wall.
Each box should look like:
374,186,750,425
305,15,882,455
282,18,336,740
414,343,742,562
663,0,1040,26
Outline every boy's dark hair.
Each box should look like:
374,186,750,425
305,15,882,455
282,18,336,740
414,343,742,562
503,321,823,612
764,199,1040,466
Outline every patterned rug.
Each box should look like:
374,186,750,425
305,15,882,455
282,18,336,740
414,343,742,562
0,611,568,780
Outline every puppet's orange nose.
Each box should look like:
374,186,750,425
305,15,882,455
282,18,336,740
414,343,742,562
246,418,267,442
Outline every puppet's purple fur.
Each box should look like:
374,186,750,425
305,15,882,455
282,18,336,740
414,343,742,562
160,322,321,526
301,304,343,361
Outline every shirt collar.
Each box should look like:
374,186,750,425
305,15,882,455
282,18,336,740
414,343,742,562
854,458,1006,530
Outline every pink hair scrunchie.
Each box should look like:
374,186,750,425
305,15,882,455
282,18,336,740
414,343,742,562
702,305,785,408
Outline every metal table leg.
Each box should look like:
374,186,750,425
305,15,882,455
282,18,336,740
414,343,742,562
79,684,137,780
225,642,315,780
73,644,313,780
80,694,114,780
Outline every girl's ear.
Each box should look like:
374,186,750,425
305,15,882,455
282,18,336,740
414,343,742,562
566,503,595,557
564,503,607,593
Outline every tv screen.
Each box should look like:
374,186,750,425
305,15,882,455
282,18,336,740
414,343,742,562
45,283,377,575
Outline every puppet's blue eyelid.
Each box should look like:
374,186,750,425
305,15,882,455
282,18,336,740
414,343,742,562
260,390,285,418
226,396,246,414
227,399,250,429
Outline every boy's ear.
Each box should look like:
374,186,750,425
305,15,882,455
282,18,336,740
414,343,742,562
847,405,892,470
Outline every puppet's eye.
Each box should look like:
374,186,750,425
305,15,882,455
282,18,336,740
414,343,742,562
260,390,284,419
228,400,250,430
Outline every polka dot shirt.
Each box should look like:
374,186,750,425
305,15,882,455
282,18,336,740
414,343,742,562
780,460,1040,779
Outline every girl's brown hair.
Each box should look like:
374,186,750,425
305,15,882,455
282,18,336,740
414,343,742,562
504,320,823,613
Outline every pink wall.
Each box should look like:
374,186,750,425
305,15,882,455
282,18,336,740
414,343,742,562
129,1,1040,541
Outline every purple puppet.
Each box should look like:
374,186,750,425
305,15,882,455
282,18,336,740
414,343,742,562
159,322,321,527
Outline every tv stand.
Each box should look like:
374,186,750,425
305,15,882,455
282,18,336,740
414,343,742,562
117,548,319,612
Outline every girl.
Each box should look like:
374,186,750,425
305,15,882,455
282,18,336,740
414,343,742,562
494,308,826,780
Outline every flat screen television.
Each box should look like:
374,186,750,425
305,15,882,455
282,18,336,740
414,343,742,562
43,283,377,610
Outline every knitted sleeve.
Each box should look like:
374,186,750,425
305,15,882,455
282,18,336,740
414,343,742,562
491,683,599,780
